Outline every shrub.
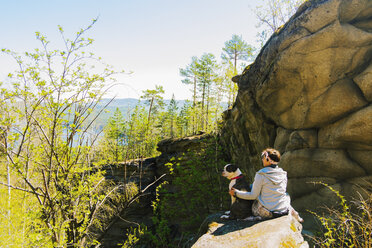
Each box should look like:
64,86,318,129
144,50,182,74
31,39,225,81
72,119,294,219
124,136,230,247
310,183,371,248
157,137,229,234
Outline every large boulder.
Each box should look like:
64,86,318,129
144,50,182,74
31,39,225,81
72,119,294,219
220,0,372,230
192,214,308,248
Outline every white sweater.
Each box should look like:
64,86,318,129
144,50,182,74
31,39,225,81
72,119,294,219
235,166,290,212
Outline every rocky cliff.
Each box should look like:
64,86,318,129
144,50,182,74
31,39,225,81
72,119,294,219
192,214,308,248
220,0,372,230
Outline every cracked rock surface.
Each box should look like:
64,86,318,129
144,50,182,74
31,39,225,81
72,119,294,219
220,0,372,230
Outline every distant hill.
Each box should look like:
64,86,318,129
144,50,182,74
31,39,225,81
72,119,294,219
96,98,189,115
90,98,229,134
91,98,191,131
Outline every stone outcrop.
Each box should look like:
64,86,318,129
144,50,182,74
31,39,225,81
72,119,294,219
97,134,215,247
192,214,308,248
157,133,213,154
220,0,372,230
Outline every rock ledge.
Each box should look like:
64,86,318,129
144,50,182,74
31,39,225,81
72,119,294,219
192,214,308,248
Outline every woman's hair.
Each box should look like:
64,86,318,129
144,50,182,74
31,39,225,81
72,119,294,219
262,148,281,163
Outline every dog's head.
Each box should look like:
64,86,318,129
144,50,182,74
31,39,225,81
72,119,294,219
222,164,241,179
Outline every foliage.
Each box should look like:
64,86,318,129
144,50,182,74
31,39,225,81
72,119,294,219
0,186,50,247
219,61,238,107
221,34,254,73
193,53,219,132
179,53,221,133
254,0,306,47
179,35,254,133
145,137,229,247
120,181,172,248
177,101,193,137
125,104,154,158
121,225,148,248
141,85,165,122
310,183,372,248
97,98,164,162
180,57,200,134
161,94,178,138
0,20,125,247
100,107,127,163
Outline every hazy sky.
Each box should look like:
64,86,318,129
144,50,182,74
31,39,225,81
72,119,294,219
0,0,263,100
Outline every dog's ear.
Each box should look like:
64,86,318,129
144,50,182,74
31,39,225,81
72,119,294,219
226,164,238,173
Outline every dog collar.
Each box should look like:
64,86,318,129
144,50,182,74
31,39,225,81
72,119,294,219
231,175,243,180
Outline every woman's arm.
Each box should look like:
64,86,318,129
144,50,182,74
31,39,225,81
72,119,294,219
231,173,262,200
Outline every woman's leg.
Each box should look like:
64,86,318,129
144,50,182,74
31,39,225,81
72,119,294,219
252,200,273,219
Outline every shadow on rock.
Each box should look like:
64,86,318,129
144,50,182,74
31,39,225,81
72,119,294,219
212,219,259,236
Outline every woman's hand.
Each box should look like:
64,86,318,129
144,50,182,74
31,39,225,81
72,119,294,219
229,188,236,197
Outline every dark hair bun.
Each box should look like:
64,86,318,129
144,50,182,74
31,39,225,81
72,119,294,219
264,148,281,162
268,152,280,162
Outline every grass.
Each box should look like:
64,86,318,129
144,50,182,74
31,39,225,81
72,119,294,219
309,182,371,248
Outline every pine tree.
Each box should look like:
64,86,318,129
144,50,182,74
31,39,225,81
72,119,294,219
166,94,178,138
177,101,192,137
140,86,165,155
221,34,254,74
140,85,165,127
104,108,126,163
195,53,219,131
180,57,199,134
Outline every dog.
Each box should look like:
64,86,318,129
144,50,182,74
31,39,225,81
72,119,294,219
221,164,254,219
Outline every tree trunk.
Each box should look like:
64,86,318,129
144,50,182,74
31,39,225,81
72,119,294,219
3,127,11,236
193,76,197,134
234,51,237,75
7,155,11,236
147,97,154,126
201,82,206,130
206,83,210,130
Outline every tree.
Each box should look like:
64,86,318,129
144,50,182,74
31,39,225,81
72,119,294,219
140,85,165,126
0,20,125,247
221,34,254,74
180,56,198,109
195,53,219,131
165,94,178,138
124,104,150,159
220,35,253,107
254,0,305,47
220,61,238,107
180,57,199,134
177,101,192,137
139,86,165,156
103,108,126,163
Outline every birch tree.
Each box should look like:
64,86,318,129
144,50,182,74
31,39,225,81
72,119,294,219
0,20,126,247
254,0,305,47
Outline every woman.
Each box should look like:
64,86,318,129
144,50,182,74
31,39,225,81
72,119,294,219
229,148,303,222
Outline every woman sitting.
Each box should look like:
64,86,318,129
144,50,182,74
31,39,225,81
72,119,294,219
229,148,303,222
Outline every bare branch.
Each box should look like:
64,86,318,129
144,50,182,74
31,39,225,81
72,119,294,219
93,174,167,243
0,181,43,197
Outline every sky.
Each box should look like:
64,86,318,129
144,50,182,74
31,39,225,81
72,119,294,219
0,0,263,100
